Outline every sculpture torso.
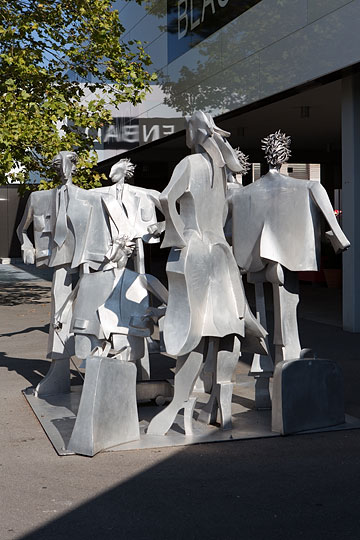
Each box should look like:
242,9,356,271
230,171,323,273
180,154,227,243
95,183,160,243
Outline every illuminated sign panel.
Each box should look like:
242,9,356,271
167,0,261,62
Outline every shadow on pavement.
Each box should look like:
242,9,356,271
0,283,51,306
17,429,360,540
1,323,50,337
0,351,83,388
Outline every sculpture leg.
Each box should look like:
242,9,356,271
146,339,207,436
36,266,73,397
194,339,215,392
199,335,240,430
273,269,301,364
132,238,151,380
134,237,146,274
249,282,273,409
136,339,150,381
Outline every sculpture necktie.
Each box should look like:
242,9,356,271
116,185,128,218
54,185,68,248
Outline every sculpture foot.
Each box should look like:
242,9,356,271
146,403,179,436
147,341,205,436
36,358,70,397
147,397,197,436
198,392,218,426
218,382,233,430
183,397,197,436
199,383,233,430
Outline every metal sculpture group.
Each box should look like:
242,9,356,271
18,113,350,455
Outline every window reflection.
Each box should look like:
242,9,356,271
167,0,261,62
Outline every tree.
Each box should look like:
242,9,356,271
0,0,156,190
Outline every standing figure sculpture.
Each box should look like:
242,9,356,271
147,111,267,436
17,151,79,395
17,151,127,395
95,157,163,378
228,131,350,366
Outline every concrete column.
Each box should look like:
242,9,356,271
342,74,360,332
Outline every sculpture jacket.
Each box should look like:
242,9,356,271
228,170,350,273
95,184,161,244
17,184,128,270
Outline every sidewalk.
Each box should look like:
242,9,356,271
1,263,360,540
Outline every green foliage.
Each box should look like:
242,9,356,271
0,0,156,189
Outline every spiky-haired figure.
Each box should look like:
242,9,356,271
95,156,161,258
228,130,350,386
226,148,251,186
234,148,251,175
109,158,136,181
261,130,291,169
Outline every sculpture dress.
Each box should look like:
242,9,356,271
161,152,261,357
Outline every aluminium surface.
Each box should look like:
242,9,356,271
23,380,360,456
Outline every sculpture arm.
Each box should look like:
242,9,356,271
143,274,168,305
223,186,234,243
137,274,168,326
138,189,165,243
310,183,350,253
145,188,163,213
159,159,189,249
16,195,36,264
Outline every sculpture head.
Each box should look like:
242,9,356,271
52,151,78,184
227,148,251,185
261,131,291,170
109,158,136,186
185,111,242,174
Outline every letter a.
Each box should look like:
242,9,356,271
201,0,215,22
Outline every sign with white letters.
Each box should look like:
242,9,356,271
98,117,186,149
167,0,261,62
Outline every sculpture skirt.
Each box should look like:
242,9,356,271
163,232,248,357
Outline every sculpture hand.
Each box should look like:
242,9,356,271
325,230,350,254
147,222,165,237
21,246,35,265
148,224,159,235
144,305,166,323
124,240,136,258
53,319,62,331
51,311,63,330
105,237,135,265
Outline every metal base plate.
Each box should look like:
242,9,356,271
23,381,360,456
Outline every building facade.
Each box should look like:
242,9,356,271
98,0,360,333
